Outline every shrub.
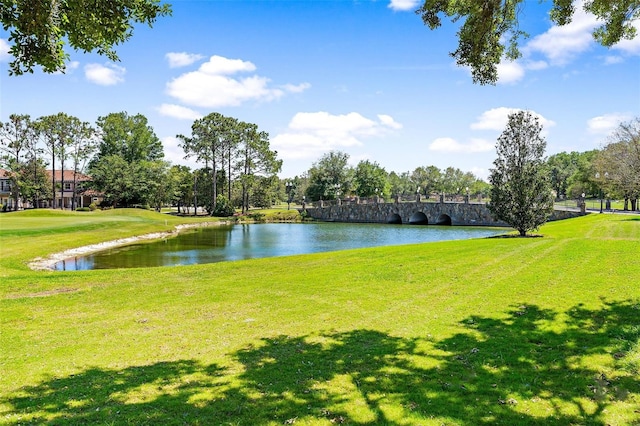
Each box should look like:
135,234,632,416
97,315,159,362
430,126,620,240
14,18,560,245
267,210,300,221
76,207,91,212
88,203,98,211
247,212,266,222
212,195,235,217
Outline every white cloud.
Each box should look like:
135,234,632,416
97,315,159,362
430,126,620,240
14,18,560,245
604,55,624,65
157,103,203,120
496,60,525,84
471,107,556,133
429,137,494,153
165,52,205,68
377,114,403,130
388,0,420,11
199,55,256,75
470,167,489,181
84,63,125,85
587,113,631,135
166,55,309,108
525,60,549,71
272,111,402,160
524,4,599,65
0,39,10,61
161,136,198,169
66,61,80,71
281,82,312,93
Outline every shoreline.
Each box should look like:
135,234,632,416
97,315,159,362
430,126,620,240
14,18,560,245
28,221,224,271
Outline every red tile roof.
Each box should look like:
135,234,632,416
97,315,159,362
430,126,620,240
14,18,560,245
46,170,92,182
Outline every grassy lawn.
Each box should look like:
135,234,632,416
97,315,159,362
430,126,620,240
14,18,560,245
0,209,638,425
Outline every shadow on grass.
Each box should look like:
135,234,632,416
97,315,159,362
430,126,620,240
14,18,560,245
3,301,639,425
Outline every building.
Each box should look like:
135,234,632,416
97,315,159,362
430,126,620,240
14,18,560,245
0,168,102,210
0,168,18,210
47,170,101,209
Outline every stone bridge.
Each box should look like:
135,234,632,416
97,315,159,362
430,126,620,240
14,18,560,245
302,200,583,227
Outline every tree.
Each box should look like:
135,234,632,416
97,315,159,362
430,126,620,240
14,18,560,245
89,155,165,208
14,157,51,208
1,0,171,75
68,120,97,210
594,117,640,211
168,165,193,214
440,167,476,197
34,113,78,209
353,160,389,197
0,114,34,210
89,112,165,207
143,160,172,211
178,113,239,212
566,150,598,198
93,112,163,166
305,151,352,202
410,166,441,196
488,110,554,236
546,152,580,199
416,0,640,85
236,122,282,213
388,171,413,197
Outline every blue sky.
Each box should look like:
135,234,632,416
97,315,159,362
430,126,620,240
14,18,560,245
1,0,639,179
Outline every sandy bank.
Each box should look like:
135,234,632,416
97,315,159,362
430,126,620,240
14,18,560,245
28,222,224,271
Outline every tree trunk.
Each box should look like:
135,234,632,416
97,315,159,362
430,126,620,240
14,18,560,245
228,146,232,201
194,175,198,216
71,174,77,211
51,156,56,209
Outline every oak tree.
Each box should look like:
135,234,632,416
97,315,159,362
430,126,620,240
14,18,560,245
1,0,171,75
416,0,640,84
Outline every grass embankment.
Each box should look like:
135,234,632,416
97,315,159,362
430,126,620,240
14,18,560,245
0,209,638,425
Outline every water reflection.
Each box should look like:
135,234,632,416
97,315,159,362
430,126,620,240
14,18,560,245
55,223,506,271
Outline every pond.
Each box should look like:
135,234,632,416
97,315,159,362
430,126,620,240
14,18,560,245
54,222,507,271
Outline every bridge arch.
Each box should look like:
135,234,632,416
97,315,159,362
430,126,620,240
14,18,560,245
386,213,402,224
435,214,452,226
409,211,428,225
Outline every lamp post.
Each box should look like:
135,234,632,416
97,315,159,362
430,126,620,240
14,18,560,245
285,181,293,210
465,186,470,204
334,183,341,205
416,186,421,202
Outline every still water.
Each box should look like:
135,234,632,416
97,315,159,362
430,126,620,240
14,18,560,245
54,222,506,271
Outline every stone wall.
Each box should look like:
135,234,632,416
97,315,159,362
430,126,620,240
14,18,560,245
302,201,584,227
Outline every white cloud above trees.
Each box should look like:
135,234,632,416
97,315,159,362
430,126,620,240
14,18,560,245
165,55,310,108
429,137,494,153
272,111,402,160
165,52,205,68
587,113,632,135
387,0,420,11
84,63,126,85
471,107,555,133
157,103,203,120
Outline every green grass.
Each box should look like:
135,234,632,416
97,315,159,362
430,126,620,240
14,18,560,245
0,209,639,425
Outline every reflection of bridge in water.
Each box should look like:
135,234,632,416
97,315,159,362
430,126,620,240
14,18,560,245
302,196,583,227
